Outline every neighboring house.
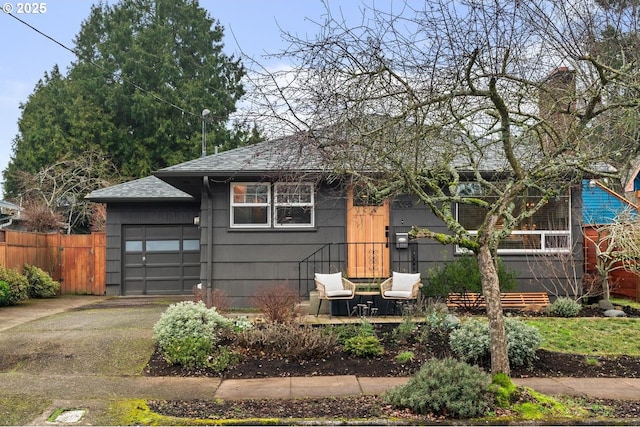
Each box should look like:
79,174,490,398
582,178,639,300
88,137,584,307
582,179,638,225
0,200,22,229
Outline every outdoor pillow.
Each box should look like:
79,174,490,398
326,289,354,297
391,272,421,293
384,290,413,298
315,272,344,293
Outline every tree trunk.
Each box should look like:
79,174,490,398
477,244,510,376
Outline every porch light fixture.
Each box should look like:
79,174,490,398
201,108,211,158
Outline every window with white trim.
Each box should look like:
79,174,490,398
274,183,314,227
230,183,270,227
230,182,314,228
456,185,571,254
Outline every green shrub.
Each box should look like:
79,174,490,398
425,255,516,298
153,301,232,367
161,336,214,368
448,318,490,363
23,264,60,298
209,347,244,373
449,318,541,368
0,266,29,305
237,323,336,360
344,335,384,357
391,318,417,344
547,297,582,317
0,280,11,306
395,351,415,363
385,357,492,418
506,319,542,368
324,319,376,344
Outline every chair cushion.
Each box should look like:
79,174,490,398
315,272,344,292
392,272,421,292
384,290,413,299
326,289,354,297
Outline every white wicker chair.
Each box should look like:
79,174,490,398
314,272,356,317
379,271,422,314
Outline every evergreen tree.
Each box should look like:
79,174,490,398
4,0,248,197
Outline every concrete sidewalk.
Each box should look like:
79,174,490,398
18,373,640,425
1,295,639,425
5,370,639,403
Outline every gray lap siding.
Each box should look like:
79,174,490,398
202,182,346,308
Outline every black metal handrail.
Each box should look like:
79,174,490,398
298,241,419,297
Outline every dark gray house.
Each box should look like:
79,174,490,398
87,137,583,307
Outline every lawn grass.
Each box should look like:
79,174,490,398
524,317,640,356
610,297,640,310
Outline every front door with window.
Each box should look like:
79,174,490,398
346,188,390,278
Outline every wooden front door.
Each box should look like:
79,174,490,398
346,188,390,278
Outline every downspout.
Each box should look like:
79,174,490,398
204,176,213,307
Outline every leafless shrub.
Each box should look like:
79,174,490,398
236,323,336,360
582,273,603,300
89,203,106,232
584,208,640,299
20,199,64,232
527,250,584,300
252,282,302,323
192,286,230,312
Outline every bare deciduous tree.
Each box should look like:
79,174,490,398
9,149,119,233
244,0,640,375
585,208,640,299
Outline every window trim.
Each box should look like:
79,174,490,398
230,182,315,229
273,182,315,228
455,190,572,255
230,182,271,228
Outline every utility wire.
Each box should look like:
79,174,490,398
5,12,213,121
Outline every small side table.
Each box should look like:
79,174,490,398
352,290,380,316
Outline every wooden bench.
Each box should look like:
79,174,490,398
446,292,550,309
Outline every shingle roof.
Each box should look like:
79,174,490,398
154,135,326,178
85,176,195,202
0,200,22,211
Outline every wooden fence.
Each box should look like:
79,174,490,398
583,226,639,301
0,230,106,295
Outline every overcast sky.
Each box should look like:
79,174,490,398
0,0,366,196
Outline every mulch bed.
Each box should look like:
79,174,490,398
144,305,640,421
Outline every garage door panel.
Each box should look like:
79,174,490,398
124,227,144,239
145,265,183,278
145,253,182,264
145,279,184,294
124,266,144,278
125,280,145,295
183,265,200,277
145,227,183,238
123,225,200,295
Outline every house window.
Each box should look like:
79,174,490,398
456,186,571,254
231,183,270,227
274,183,314,227
230,182,315,228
